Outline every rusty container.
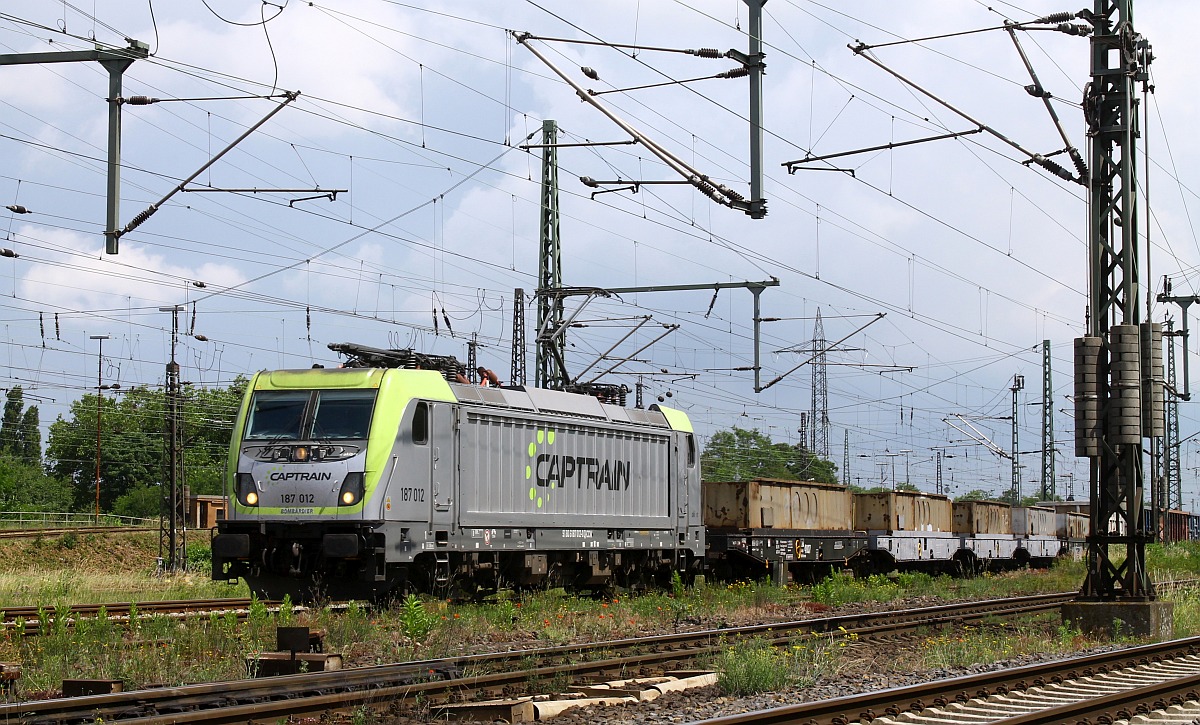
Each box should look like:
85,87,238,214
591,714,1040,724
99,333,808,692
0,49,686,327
1011,506,1056,536
703,478,853,530
1056,512,1088,539
852,490,952,533
952,500,1012,534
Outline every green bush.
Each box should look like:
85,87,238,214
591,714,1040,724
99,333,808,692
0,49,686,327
185,544,211,571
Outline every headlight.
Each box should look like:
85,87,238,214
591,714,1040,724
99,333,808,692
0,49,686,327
236,472,259,507
338,471,365,507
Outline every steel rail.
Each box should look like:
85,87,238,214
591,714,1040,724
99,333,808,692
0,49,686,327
1,598,282,636
994,670,1200,724
693,636,1200,725
3,592,1075,724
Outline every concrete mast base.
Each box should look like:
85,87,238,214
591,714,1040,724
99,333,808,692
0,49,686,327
1062,599,1174,640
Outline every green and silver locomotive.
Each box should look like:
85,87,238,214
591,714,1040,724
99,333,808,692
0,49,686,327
212,345,703,600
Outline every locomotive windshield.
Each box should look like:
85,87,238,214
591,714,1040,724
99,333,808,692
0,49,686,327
245,389,377,441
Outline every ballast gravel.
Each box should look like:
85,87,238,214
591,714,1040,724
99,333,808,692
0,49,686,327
547,648,1127,725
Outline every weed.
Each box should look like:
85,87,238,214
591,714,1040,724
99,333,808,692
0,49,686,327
671,569,686,600
716,635,842,695
398,594,435,644
919,619,1084,670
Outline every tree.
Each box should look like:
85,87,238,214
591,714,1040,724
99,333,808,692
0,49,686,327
112,484,165,520
0,454,72,511
20,405,41,463
701,427,838,484
0,386,41,464
955,489,997,502
45,378,247,513
995,488,1043,507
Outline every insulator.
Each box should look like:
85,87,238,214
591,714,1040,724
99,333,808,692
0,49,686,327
1057,23,1092,36
5,205,28,214
1036,157,1075,182
125,95,157,105
720,67,750,79
692,178,722,202
721,186,746,202
1035,12,1074,23
693,47,722,58
1071,153,1088,181
125,205,157,232
1024,84,1046,98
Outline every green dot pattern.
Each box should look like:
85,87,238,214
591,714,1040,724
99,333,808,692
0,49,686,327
528,428,554,509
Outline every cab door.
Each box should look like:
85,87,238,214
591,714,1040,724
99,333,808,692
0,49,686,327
429,402,457,531
673,432,689,533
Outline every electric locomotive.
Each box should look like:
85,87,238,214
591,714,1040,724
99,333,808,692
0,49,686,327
211,344,703,601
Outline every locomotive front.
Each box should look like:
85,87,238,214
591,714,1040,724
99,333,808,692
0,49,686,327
212,368,399,600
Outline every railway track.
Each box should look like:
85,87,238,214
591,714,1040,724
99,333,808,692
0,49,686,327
1,599,280,635
0,526,154,539
696,636,1200,725
1,592,1075,724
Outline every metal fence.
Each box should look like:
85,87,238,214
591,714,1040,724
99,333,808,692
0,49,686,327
0,511,157,528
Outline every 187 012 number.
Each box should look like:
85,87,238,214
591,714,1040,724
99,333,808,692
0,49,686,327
281,493,315,504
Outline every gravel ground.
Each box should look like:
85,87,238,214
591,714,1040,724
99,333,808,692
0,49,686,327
500,644,1128,725
378,595,1126,725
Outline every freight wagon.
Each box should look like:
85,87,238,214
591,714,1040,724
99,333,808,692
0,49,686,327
952,500,1018,572
703,479,866,581
703,481,1116,583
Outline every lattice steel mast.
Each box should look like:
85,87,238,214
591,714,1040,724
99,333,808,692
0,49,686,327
1041,340,1055,500
535,120,568,390
1165,319,1181,510
1074,0,1157,602
160,305,186,572
811,309,829,458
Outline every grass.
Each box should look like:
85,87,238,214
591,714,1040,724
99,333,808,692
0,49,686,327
714,632,847,695
0,532,250,608
916,618,1086,670
3,537,1200,700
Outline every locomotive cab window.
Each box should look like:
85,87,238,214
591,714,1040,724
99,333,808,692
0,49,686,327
686,434,697,467
245,391,309,440
412,401,429,444
245,389,377,441
310,390,376,439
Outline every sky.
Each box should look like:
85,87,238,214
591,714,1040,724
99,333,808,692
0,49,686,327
1,1,1198,504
